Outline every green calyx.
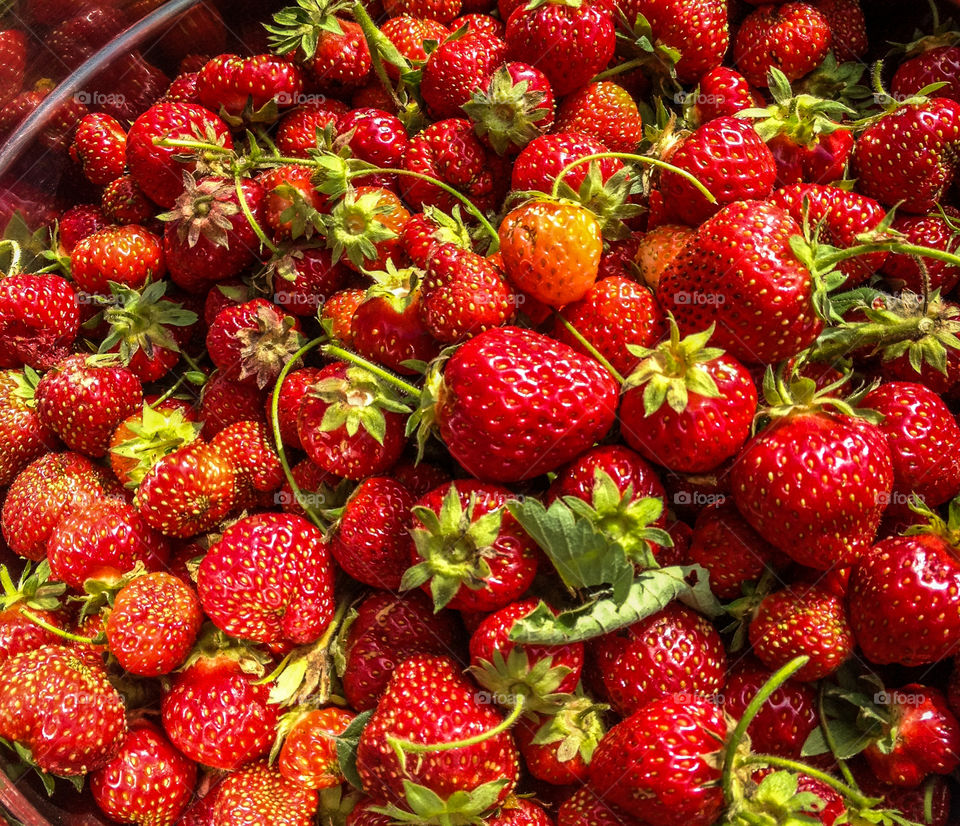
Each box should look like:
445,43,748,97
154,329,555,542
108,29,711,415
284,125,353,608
372,778,510,826
98,280,197,364
902,492,960,547
529,695,607,766
757,363,880,425
623,318,723,416
326,188,399,270
462,66,552,156
400,484,504,611
109,403,202,488
311,363,412,444
727,770,837,826
234,302,306,388
551,161,645,242
468,648,573,715
9,365,41,409
364,258,423,314
265,0,351,60
793,54,874,115
0,561,65,613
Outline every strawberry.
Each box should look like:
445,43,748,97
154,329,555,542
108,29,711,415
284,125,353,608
71,224,167,295
657,200,823,365
881,208,960,293
45,6,129,75
198,512,335,646
555,81,644,153
504,0,614,97
47,499,170,590
0,567,68,663
687,501,777,599
36,355,143,458
812,0,866,60
196,53,305,121
381,16,452,77
553,276,665,376
511,131,621,195
125,102,233,208
862,381,960,512
258,163,328,243
0,368,58,487
356,654,519,812
634,224,694,291
514,696,606,785
275,97,348,158
588,696,726,826
0,273,79,370
200,372,269,439
321,288,366,348
863,684,960,788
91,51,172,123
693,67,759,122
101,175,157,226
734,2,832,88
0,88,87,153
213,760,318,824
267,366,323,452
498,201,602,307
211,419,284,508
297,361,409,480
893,45,960,103
134,440,237,538
58,204,108,253
434,326,619,482
591,603,726,716
326,185,410,273
659,117,776,226
852,762,951,826
278,707,356,789
384,0,461,21
337,107,410,174
161,645,280,770
749,584,853,681
70,112,127,186
270,246,348,316
109,401,201,488
620,321,757,472
557,786,646,825
722,657,819,759
0,30,26,109
0,644,126,776
90,720,197,826
420,243,516,343
1,451,122,560
422,30,508,120
106,572,202,676
852,98,960,214
341,590,462,711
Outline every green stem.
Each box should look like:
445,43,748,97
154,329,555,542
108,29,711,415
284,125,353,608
549,151,717,204
322,344,422,398
721,655,809,805
741,754,875,809
20,609,97,645
351,0,405,112
0,240,22,276
552,312,625,384
269,335,329,531
591,58,646,82
154,136,234,155
150,371,191,407
821,241,960,272
235,176,278,255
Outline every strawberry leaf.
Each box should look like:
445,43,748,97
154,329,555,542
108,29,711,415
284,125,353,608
335,708,373,790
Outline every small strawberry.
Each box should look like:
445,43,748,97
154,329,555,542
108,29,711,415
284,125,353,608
693,67,759,122
57,204,108,253
812,0,866,60
275,97,348,158
326,185,410,273
200,372,269,439
422,30,508,120
70,112,127,186
893,45,960,103
214,761,318,824
267,366,324,452
101,175,156,226
881,208,960,293
211,419,284,508
555,81,644,153
71,224,167,296
0,272,79,370
259,163,328,242
556,786,647,825
321,288,366,348
337,107,410,177
278,706,355,789
0,30,26,108
381,16,452,77
734,2,832,88
634,224,694,291
515,696,606,785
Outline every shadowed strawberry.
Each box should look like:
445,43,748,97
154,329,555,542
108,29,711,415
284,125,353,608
0,272,79,370
734,2,832,88
0,368,58,487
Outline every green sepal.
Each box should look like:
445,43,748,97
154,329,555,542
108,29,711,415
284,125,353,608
468,648,573,714
0,560,65,613
727,770,831,826
108,402,202,488
325,188,399,270
372,778,509,826
335,709,374,790
311,364,412,444
98,280,197,365
529,695,607,766
265,0,350,59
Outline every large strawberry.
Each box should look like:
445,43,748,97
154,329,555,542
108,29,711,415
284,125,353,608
0,273,79,370
71,220,166,296
432,326,618,482
421,30,508,119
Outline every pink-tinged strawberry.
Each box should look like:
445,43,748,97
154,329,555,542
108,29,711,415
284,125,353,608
0,30,26,109
125,102,233,208
722,657,819,759
101,175,156,226
380,16,452,78
511,131,621,195
198,512,335,646
196,53,305,123
464,62,555,155
422,30,508,120
687,502,777,599
47,499,170,591
864,684,960,788
109,402,201,488
90,719,197,826
812,0,866,60
70,112,126,186
161,642,279,770
297,361,409,480
134,440,237,538
557,786,647,826
432,326,618,483
275,97,348,158
620,321,757,473
852,97,960,213
591,602,726,716
214,761,319,824
657,200,822,364
277,706,355,789
402,117,508,212
106,572,202,676
0,368,58,487
71,224,167,295
880,207,960,293
58,204,108,254
200,372,269,439
749,584,853,681
734,2,832,88
403,480,539,612
862,381,960,512
588,696,726,826
515,696,606,786
505,0,614,97
555,81,643,153
0,644,126,776
1,451,122,560
693,67,760,123
659,117,776,226
340,589,463,711
731,374,893,569
0,272,79,370
356,654,519,812
893,45,960,103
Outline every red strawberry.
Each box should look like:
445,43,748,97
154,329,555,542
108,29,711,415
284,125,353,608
515,696,606,785
71,224,167,295
275,97,348,158
269,246,348,317
657,200,823,364
0,273,79,370
200,372,269,439
384,0,461,21
213,760,318,824
0,30,26,108
211,419,284,508
196,53,305,121
45,6,129,75
90,720,197,826
0,644,126,776
267,366,323,452
734,2,832,88
101,175,156,226
880,208,960,294
0,368,58,487
893,45,960,103
198,512,334,646
337,107,410,177
47,499,170,590
511,131,621,195
134,440,237,538
812,0,866,60
504,0,614,97
70,112,127,186
36,355,143,457
693,67,759,122
320,288,365,348
1,451,122,560
326,185,410,273
381,16,452,77
258,163,328,243
634,223,695,291
356,654,519,811
125,102,233,208
278,707,356,789
422,31,508,119
620,321,757,472
591,603,726,716
555,81,644,153
340,590,462,711
58,204,108,253
91,51,171,123
588,696,726,826
659,117,776,226
852,762,951,826
557,786,646,826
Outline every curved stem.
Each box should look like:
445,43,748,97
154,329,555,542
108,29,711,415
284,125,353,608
20,609,97,645
150,371,192,407
741,753,875,809
323,344,422,398
153,136,234,155
821,241,960,271
0,240,22,276
591,58,646,82
549,151,716,204
721,655,809,805
553,312,625,384
351,0,405,112
235,176,278,255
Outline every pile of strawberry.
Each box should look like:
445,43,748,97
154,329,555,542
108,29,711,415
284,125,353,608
6,0,960,823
